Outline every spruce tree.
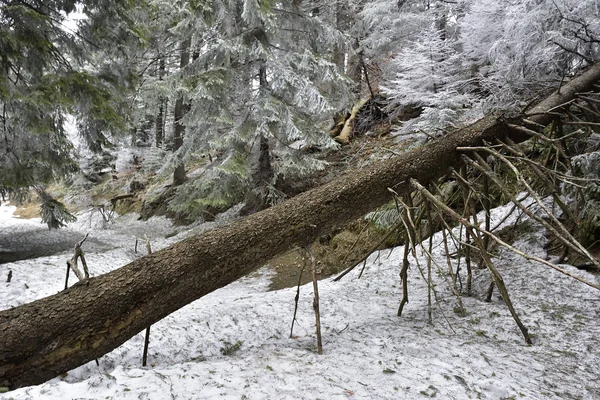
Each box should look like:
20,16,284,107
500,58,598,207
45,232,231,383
152,0,351,219
382,27,473,138
460,0,600,108
0,0,143,228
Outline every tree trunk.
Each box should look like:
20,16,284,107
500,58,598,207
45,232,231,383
256,64,272,187
155,101,165,148
241,64,274,215
173,38,191,185
1,63,600,390
347,38,363,94
333,1,352,71
155,55,166,148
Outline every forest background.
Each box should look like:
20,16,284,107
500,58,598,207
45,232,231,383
1,0,598,232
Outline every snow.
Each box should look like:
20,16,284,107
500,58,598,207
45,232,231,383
1,201,600,399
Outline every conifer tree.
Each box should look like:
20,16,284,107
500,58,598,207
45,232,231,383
172,37,191,185
154,0,351,218
460,0,600,108
366,0,599,136
0,0,143,227
383,27,473,138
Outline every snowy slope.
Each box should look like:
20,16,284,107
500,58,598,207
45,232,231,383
1,201,599,400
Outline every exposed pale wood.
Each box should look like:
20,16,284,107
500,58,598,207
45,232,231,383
335,98,368,144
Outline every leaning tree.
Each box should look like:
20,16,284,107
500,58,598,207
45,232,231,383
1,62,600,390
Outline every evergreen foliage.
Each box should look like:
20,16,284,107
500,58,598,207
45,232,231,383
382,27,473,138
0,0,142,228
357,0,434,58
460,0,600,108
571,144,600,247
2,0,600,228
145,0,352,218
369,0,599,137
37,187,77,229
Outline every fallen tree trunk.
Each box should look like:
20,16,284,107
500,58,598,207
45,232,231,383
2,63,600,390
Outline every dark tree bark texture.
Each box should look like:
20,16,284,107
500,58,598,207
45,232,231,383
173,38,191,185
1,63,600,390
155,56,166,148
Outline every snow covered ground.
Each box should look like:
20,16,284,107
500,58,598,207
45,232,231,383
1,201,599,400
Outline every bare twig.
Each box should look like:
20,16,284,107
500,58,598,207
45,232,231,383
413,180,600,291
306,245,323,355
420,229,465,319
290,251,307,338
142,238,153,367
66,233,90,284
441,223,461,296
397,237,411,317
63,262,70,291
396,194,415,317
507,123,583,144
563,121,600,126
499,138,579,225
413,228,462,330
64,233,98,365
461,150,597,267
425,200,433,325
457,166,474,295
412,179,533,344
485,281,495,302
334,220,401,281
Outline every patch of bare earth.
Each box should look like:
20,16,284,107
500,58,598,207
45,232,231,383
266,129,408,290
9,200,40,219
266,223,396,291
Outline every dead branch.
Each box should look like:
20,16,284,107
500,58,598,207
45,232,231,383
306,245,323,355
142,237,153,367
414,180,600,291
66,233,90,283
498,137,579,225
412,179,533,344
396,194,414,317
333,220,402,282
289,250,307,339
459,150,598,267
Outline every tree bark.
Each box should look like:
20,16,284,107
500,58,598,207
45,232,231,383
241,64,274,215
347,37,362,94
1,63,600,390
333,1,352,71
173,38,191,185
155,55,166,148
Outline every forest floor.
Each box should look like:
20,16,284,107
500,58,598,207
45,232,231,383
1,199,599,399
